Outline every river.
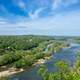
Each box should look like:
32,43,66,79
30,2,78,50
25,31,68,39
10,43,80,80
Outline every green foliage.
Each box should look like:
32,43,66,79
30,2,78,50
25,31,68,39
0,35,52,53
0,52,21,66
34,52,44,59
38,59,80,80
14,55,35,68
0,35,53,67
55,60,69,72
0,35,69,75
38,65,49,80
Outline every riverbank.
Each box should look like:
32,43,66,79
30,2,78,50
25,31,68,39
0,42,70,78
0,56,52,77
0,68,24,77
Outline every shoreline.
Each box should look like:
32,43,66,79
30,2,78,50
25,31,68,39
0,45,70,78
0,68,24,78
0,56,51,78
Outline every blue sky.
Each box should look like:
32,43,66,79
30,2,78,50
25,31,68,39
0,0,80,36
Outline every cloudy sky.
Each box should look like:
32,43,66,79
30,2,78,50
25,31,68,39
0,0,80,36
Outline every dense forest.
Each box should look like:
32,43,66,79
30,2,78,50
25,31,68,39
0,35,53,68
0,35,68,69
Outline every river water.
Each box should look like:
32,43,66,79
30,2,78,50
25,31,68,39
10,43,80,80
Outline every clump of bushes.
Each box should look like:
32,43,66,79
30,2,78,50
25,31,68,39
0,52,21,66
14,55,35,68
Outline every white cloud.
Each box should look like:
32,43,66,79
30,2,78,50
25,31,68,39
18,0,26,9
29,8,45,20
0,9,80,36
52,0,62,10
52,0,79,10
63,0,79,7
0,18,8,24
13,0,26,10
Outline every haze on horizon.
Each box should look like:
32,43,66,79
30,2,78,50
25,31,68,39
0,0,80,36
